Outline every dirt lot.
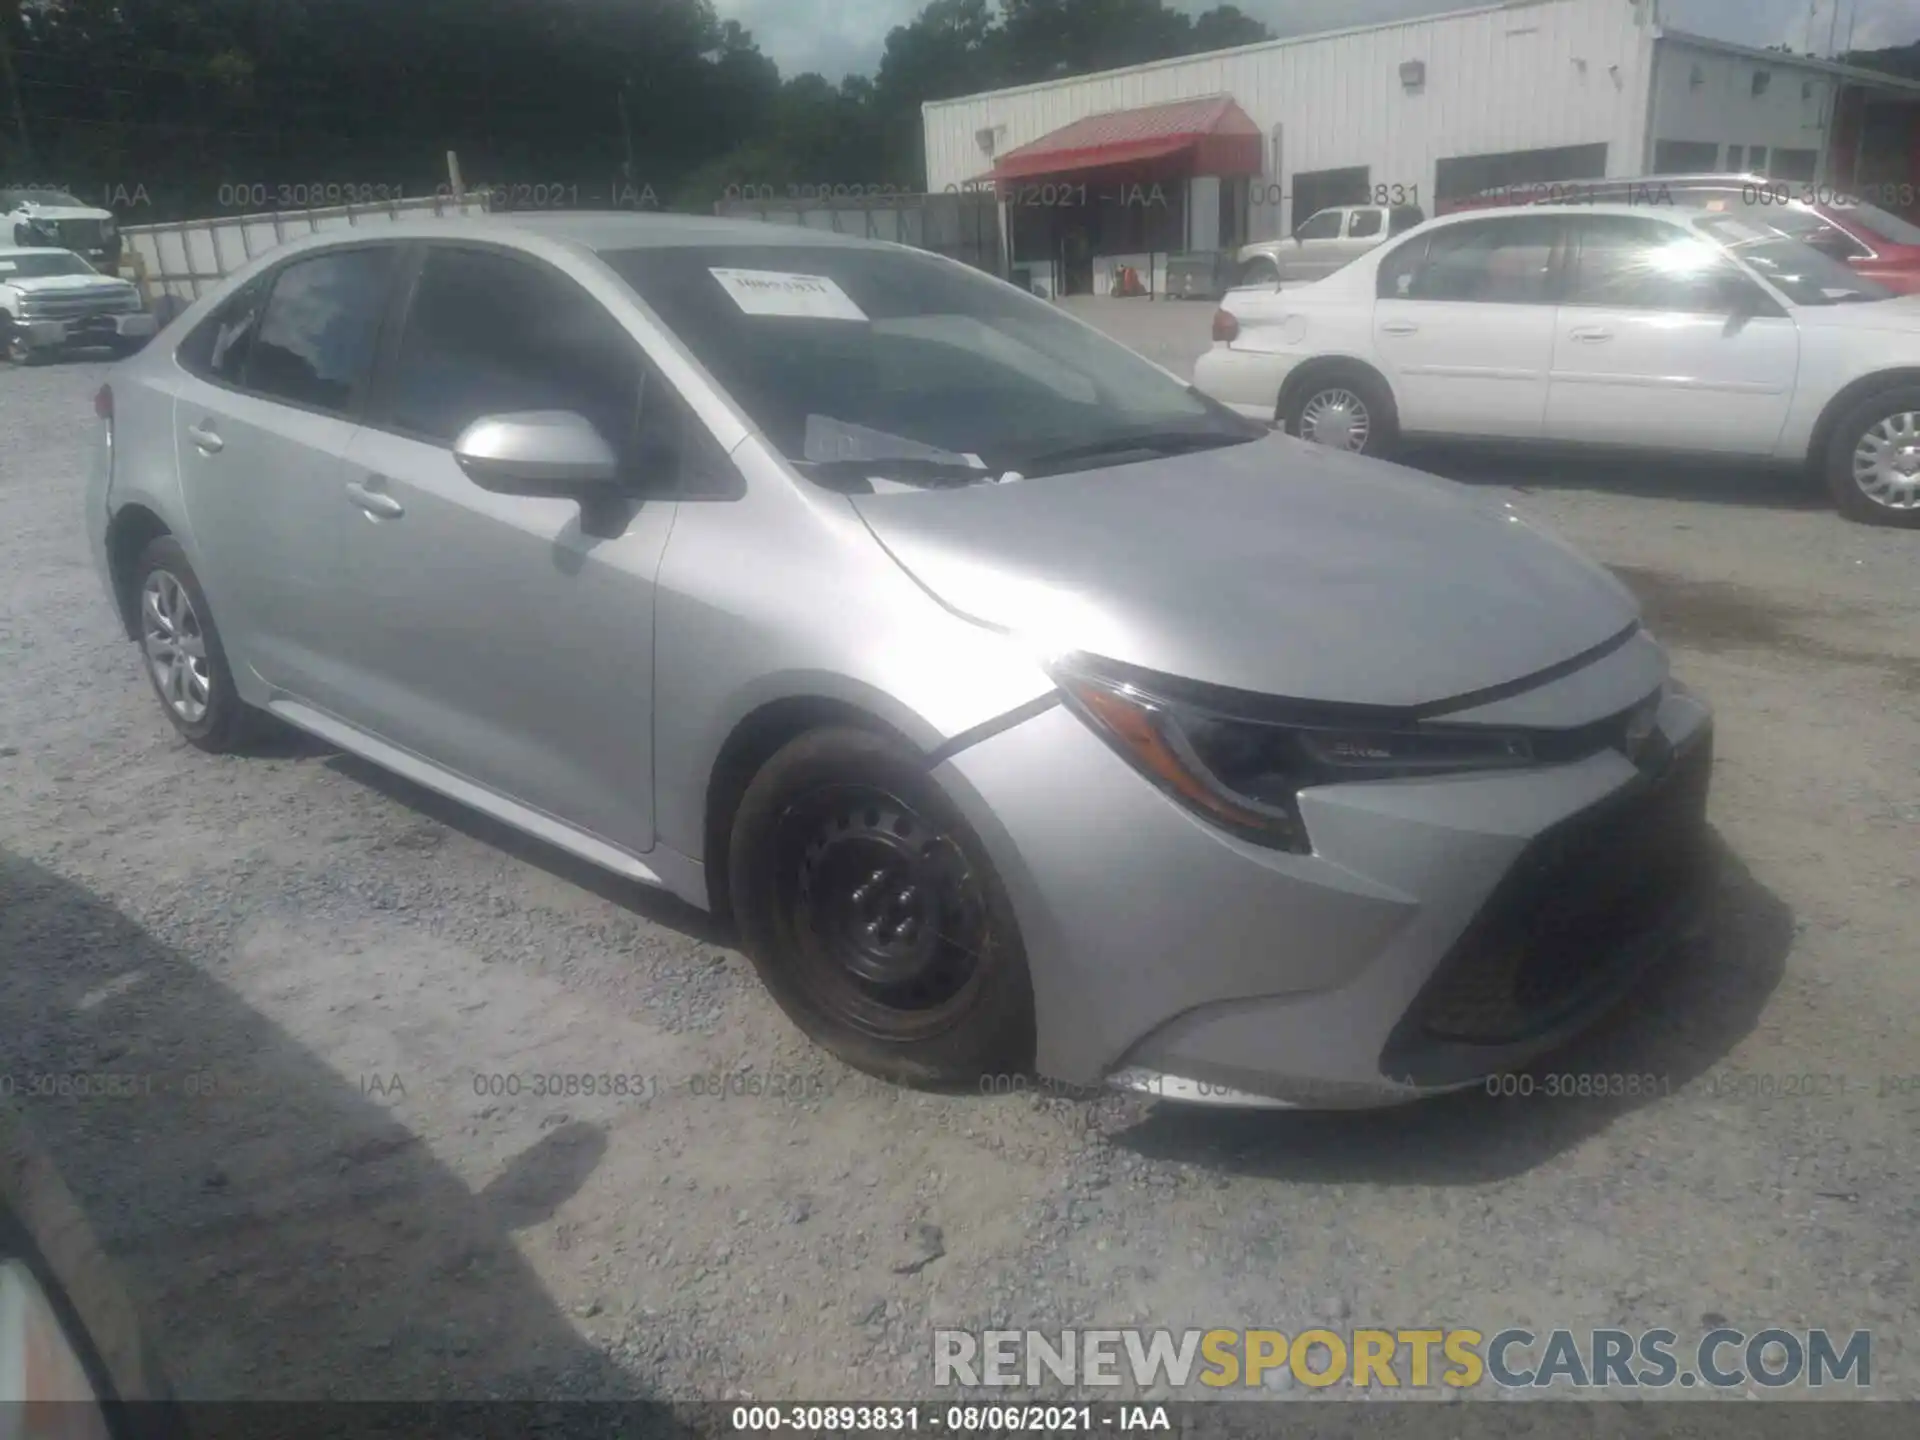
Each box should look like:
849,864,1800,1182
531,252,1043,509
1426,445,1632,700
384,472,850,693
2,301,1917,1404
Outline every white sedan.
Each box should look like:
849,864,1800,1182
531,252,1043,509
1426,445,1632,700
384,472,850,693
1195,202,1920,526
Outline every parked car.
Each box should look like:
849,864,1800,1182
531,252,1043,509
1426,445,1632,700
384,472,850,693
2,1101,181,1437
1,186,120,267
0,247,155,364
1234,203,1425,286
1445,174,1920,295
88,213,1711,1109
1197,203,1920,526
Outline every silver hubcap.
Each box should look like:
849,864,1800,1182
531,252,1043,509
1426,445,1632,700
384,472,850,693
141,570,212,723
1300,388,1370,451
1852,411,1920,511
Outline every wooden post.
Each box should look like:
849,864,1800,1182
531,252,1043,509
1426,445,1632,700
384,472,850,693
446,150,466,206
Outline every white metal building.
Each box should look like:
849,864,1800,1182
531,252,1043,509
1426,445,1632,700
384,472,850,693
923,0,1920,296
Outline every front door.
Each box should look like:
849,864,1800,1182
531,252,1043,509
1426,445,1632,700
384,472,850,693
327,243,682,855
1545,214,1800,454
1371,214,1567,438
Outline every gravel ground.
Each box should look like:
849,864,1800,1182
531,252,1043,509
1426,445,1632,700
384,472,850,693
2,306,1917,1405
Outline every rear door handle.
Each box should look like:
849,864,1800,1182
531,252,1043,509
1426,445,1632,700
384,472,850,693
1568,326,1614,343
1380,321,1420,335
186,421,224,454
345,478,404,519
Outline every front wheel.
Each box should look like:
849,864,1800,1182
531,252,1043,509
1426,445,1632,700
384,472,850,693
1283,370,1399,458
3,318,44,366
1824,386,1920,527
130,536,261,751
728,727,1036,1086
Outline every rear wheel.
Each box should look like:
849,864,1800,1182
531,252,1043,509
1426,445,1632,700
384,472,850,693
1824,385,1920,527
130,536,260,751
1284,368,1400,458
727,727,1035,1086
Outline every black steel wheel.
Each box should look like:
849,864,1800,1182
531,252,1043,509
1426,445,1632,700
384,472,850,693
729,727,1035,1085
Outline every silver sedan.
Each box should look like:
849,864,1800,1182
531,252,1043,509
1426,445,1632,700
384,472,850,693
85,213,1712,1108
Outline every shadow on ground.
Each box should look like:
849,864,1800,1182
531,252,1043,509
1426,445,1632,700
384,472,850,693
1107,835,1793,1183
0,850,673,1404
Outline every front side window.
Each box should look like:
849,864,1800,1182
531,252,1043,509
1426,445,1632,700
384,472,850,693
1566,215,1766,313
177,275,271,386
1293,209,1344,241
382,246,648,470
244,248,397,414
1694,214,1895,306
1393,217,1562,304
601,243,1258,482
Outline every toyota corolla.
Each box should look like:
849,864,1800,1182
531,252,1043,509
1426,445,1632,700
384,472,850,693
86,214,1713,1107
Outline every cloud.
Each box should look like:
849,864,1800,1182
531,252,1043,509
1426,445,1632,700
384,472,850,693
713,0,1920,82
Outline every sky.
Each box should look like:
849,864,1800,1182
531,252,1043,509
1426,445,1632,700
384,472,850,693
712,0,1920,87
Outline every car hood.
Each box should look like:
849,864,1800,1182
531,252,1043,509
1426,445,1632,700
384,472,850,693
1792,292,1920,332
2,274,130,296
849,434,1640,709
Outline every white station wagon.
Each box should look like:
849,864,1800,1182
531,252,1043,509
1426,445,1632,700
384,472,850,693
1195,202,1920,526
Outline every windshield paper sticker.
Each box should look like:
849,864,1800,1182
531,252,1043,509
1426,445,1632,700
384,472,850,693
709,268,868,321
803,414,985,468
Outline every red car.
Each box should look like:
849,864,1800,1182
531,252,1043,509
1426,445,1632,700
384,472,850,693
1441,174,1920,293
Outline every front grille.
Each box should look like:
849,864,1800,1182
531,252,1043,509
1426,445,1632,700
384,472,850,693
19,288,134,320
1397,733,1713,1055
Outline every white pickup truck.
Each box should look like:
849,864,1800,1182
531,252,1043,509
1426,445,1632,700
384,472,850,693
0,247,154,364
1235,203,1426,287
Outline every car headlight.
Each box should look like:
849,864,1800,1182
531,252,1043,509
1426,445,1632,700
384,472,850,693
0,1257,111,1434
1053,663,1538,853
100,217,116,238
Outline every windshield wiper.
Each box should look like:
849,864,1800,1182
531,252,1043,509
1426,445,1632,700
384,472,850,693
1008,430,1249,477
798,457,992,490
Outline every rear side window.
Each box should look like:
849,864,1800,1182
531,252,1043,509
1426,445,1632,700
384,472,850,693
1347,209,1383,238
1396,217,1562,304
243,248,397,416
177,277,270,385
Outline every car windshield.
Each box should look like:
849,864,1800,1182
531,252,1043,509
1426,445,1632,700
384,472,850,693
1831,198,1920,247
600,244,1262,482
0,251,97,278
0,188,87,208
1693,215,1896,305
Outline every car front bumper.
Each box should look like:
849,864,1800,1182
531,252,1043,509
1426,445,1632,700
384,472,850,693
937,675,1712,1108
14,311,155,351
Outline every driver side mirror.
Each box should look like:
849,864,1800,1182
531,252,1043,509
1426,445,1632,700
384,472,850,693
453,411,621,498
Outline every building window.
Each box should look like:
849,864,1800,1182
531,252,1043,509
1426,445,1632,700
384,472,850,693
1288,166,1370,232
1725,145,1743,170
1769,148,1819,182
1433,143,1608,205
1747,146,1768,174
1651,139,1720,174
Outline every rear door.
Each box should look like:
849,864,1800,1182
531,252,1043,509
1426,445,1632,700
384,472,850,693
1371,214,1566,438
1544,214,1799,454
173,245,401,702
327,242,686,854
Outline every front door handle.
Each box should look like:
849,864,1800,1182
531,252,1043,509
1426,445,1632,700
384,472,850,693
1380,320,1420,335
186,421,224,454
345,478,404,519
1568,326,1614,343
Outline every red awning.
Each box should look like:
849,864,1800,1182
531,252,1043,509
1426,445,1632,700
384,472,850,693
979,95,1264,183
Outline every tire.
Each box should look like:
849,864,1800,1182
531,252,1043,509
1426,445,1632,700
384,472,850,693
129,536,260,752
1822,384,1920,527
1282,366,1400,459
3,317,45,366
727,726,1036,1087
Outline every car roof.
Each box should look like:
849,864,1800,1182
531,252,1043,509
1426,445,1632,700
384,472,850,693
273,210,890,255
0,245,83,258
1425,202,1710,225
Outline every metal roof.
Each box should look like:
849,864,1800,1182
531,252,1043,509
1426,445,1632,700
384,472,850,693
979,94,1263,181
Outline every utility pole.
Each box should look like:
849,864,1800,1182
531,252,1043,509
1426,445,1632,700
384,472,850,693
0,8,35,170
